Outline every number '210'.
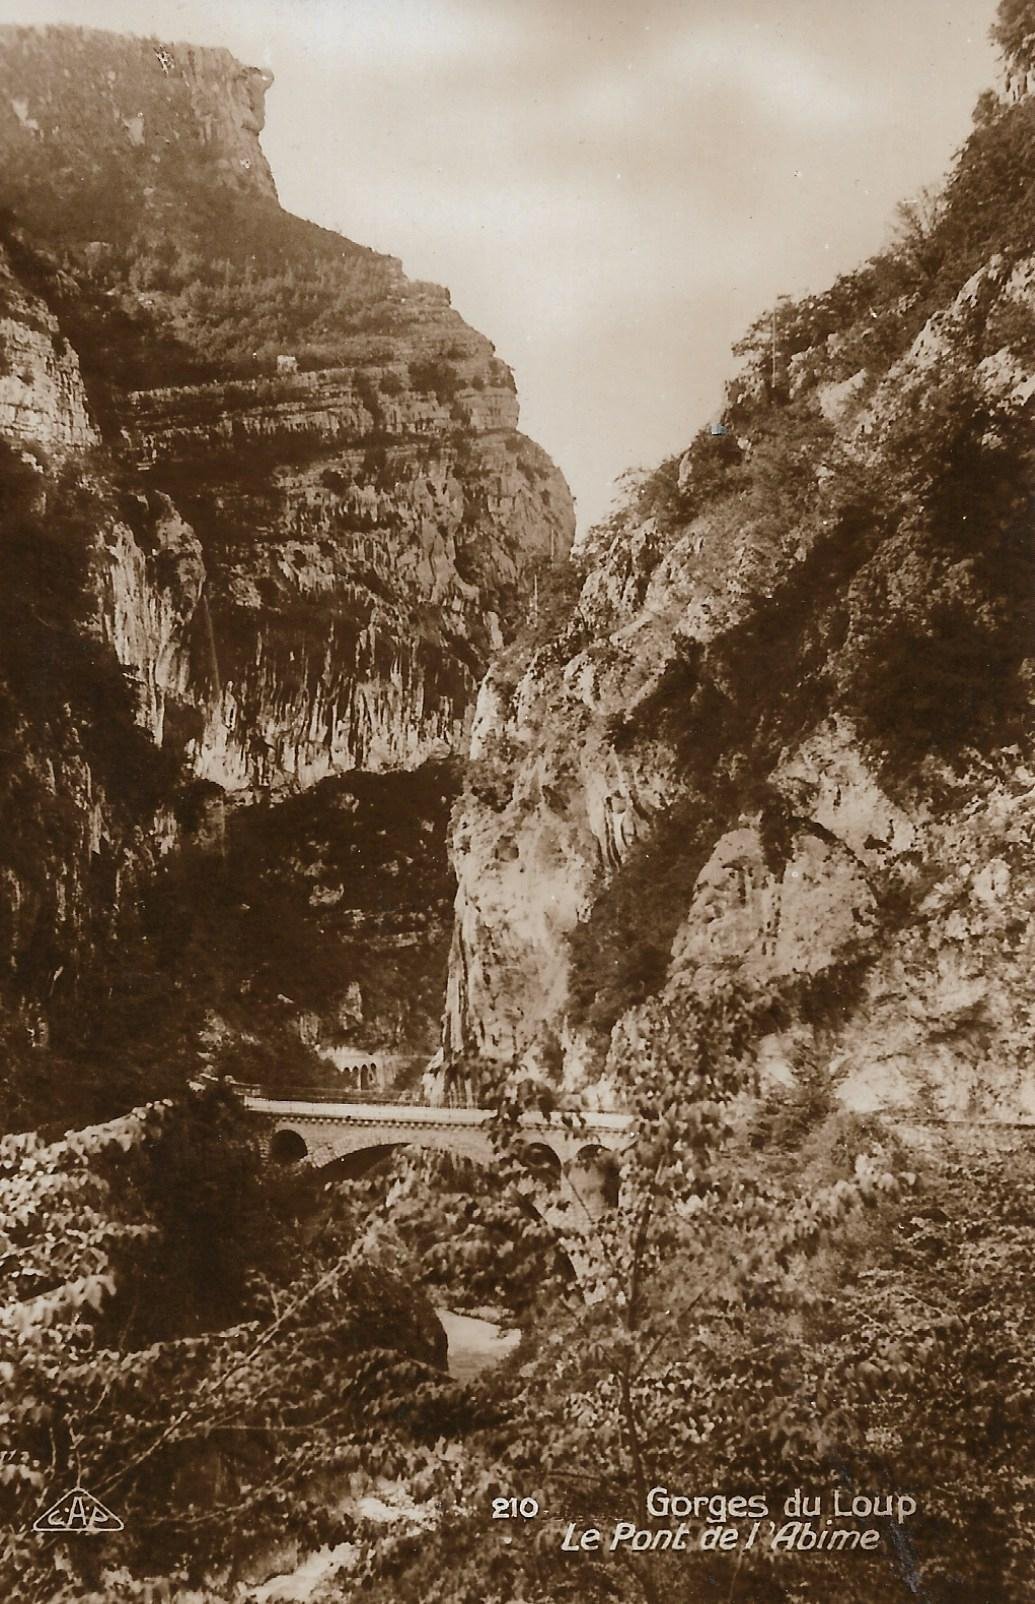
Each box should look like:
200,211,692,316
492,1496,540,1519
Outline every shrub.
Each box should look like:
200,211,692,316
407,357,462,403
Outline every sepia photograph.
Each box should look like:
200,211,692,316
0,1,1031,1599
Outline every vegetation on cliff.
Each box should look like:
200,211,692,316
444,1,1035,1114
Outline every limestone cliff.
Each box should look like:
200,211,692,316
0,245,96,450
444,48,1035,1123
0,26,571,1117
0,25,278,223
0,26,571,798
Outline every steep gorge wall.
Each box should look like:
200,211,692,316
0,25,572,1105
444,59,1035,1124
0,24,278,225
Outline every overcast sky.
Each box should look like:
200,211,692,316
0,0,999,526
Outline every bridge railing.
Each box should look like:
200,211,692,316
230,1081,415,1106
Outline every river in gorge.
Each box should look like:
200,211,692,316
247,1307,519,1602
435,1306,521,1380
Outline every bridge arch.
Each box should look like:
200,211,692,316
269,1127,309,1164
570,1143,621,1210
518,1141,563,1186
261,1114,584,1284
319,1141,412,1182
240,1093,633,1249
264,1115,577,1216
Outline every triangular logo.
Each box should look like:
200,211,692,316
32,1486,124,1533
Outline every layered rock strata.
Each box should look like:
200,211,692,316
0,25,572,796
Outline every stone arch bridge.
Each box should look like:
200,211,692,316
238,1089,633,1236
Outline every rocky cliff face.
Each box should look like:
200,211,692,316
444,54,1035,1124
0,26,571,1116
0,243,96,450
0,26,572,798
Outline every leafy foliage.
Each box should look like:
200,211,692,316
0,1088,459,1601
1,1008,1031,1602
992,0,1035,77
353,1003,1035,1604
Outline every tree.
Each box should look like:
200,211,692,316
992,0,1035,81
890,186,946,282
352,994,913,1603
358,990,1033,1604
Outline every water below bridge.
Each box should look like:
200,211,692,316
436,1307,521,1381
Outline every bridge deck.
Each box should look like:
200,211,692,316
240,1092,632,1138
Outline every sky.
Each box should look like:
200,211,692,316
0,0,1000,527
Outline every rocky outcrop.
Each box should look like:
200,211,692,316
0,244,95,450
0,25,278,222
0,259,186,1055
444,62,1035,1123
94,495,205,744
125,375,568,790
186,762,460,1089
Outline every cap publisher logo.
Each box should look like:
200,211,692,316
32,1487,124,1534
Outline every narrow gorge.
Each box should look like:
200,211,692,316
0,13,1032,1604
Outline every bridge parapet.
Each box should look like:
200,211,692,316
240,1092,630,1143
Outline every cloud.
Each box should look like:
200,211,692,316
270,0,532,76
655,20,866,128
